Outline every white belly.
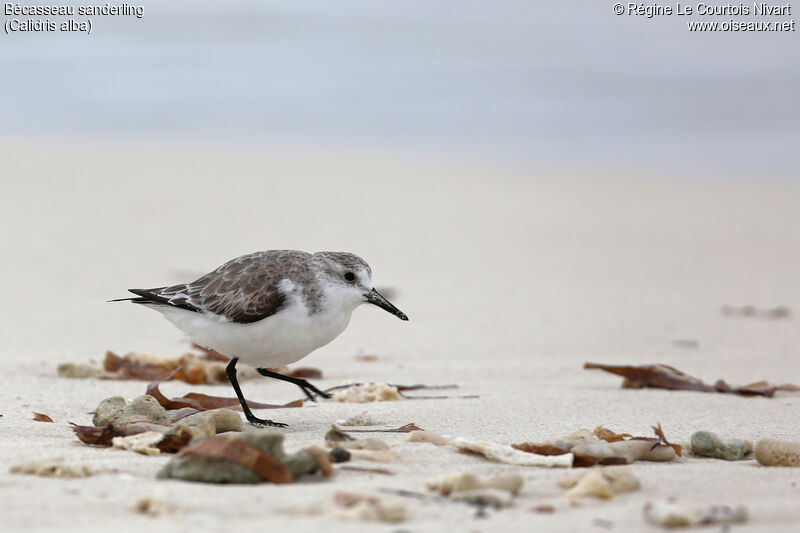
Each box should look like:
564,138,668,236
156,301,353,368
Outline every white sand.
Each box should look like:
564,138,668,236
1,141,799,531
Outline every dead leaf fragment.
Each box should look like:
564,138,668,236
594,426,632,442
33,412,54,423
146,381,303,411
585,362,800,397
71,423,126,446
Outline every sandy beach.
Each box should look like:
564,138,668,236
0,140,798,531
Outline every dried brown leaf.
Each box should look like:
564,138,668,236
585,362,800,397
511,443,570,456
156,433,192,454
594,426,633,442
179,436,292,483
146,382,303,411
33,412,53,423
71,423,125,446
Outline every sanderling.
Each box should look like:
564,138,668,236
114,250,408,427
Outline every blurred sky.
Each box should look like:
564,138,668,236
1,0,798,177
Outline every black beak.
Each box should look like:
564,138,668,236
364,288,408,321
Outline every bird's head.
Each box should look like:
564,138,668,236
314,252,408,321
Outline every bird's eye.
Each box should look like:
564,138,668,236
344,272,356,282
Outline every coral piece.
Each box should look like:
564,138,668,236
754,438,800,466
332,383,401,403
426,471,524,496
112,431,165,455
93,395,171,426
690,431,753,461
10,458,92,478
560,466,640,499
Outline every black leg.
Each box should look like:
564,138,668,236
256,367,332,401
226,357,287,428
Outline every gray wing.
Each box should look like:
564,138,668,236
129,250,310,324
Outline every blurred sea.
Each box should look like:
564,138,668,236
0,0,798,176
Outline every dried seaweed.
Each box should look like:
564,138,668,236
146,382,303,411
32,412,53,423
332,423,423,434
584,362,800,397
178,436,293,483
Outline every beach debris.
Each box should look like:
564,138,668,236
754,438,800,466
57,361,106,379
426,471,524,497
332,422,422,434
721,305,791,320
93,395,171,426
406,429,451,445
329,447,351,463
10,458,92,478
332,490,407,522
513,425,680,466
643,498,747,527
332,383,401,402
75,394,243,452
325,426,356,442
133,489,165,517
450,438,573,467
72,424,128,446
690,431,753,461
146,381,303,411
584,362,800,397
157,432,331,483
173,409,243,438
113,432,165,456
336,411,383,426
32,412,54,422
338,465,394,475
560,466,640,499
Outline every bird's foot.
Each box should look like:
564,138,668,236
299,380,333,401
245,414,288,428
